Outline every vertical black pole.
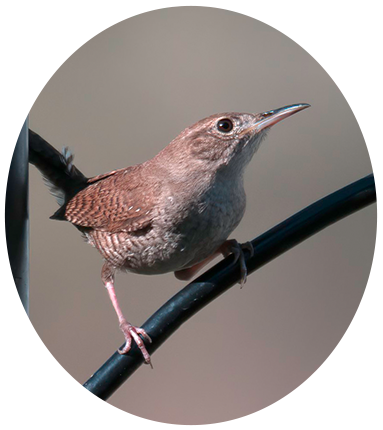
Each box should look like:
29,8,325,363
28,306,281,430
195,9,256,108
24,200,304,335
6,119,29,315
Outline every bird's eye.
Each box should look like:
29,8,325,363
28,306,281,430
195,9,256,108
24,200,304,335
217,118,233,133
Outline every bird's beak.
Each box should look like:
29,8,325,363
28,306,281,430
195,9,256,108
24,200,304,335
242,103,310,135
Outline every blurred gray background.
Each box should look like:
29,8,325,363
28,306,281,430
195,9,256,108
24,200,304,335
28,7,375,425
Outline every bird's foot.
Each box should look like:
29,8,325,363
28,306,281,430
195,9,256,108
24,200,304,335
220,239,254,287
118,320,153,368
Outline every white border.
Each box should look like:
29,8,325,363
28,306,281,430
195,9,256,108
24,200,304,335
6,2,376,426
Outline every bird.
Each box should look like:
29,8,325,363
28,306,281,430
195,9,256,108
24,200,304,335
29,103,310,366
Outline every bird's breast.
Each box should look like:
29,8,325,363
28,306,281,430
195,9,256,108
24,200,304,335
170,176,247,268
86,177,246,275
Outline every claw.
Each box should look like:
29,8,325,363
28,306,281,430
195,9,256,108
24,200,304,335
119,320,153,368
136,327,153,344
220,239,254,287
242,241,254,258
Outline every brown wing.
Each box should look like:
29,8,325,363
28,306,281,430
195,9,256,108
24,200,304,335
64,165,157,233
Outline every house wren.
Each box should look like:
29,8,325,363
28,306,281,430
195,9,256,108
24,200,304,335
29,103,310,366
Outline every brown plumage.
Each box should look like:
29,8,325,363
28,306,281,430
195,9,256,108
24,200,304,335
29,104,310,366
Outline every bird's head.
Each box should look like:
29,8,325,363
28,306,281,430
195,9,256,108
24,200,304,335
159,103,310,178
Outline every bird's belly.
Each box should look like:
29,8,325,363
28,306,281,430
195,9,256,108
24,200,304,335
87,228,188,275
86,183,246,275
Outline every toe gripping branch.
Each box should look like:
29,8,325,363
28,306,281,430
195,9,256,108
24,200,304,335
84,174,376,401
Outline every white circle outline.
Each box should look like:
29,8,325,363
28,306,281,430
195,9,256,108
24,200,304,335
15,6,374,427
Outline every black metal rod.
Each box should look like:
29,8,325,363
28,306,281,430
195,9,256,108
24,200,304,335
6,119,29,315
84,174,376,400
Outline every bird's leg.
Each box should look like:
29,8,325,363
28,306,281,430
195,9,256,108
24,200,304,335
174,251,221,280
174,240,254,286
219,239,254,287
102,263,152,367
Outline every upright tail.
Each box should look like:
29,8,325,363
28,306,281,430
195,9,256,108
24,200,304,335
29,130,88,207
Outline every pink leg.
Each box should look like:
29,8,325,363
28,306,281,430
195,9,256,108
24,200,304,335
102,264,152,367
174,240,254,286
105,282,152,366
174,251,220,280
